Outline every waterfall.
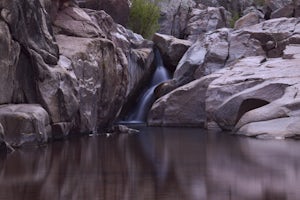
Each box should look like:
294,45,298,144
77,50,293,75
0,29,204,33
125,50,170,123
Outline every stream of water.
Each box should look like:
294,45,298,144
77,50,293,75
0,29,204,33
125,50,170,123
0,127,299,200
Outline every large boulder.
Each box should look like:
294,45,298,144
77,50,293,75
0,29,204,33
234,10,264,29
185,6,229,41
54,7,104,38
153,33,192,72
157,0,196,38
148,74,220,127
174,28,232,86
206,44,300,138
56,34,128,133
0,104,51,147
83,9,155,97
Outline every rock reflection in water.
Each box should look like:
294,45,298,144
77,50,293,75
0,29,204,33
0,127,300,200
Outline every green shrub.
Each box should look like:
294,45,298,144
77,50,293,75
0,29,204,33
229,11,240,28
128,0,160,39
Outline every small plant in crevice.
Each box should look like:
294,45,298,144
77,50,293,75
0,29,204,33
229,11,241,28
128,0,161,39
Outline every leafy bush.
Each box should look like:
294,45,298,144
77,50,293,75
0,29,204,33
128,0,160,39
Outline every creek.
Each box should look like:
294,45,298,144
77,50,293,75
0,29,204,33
0,126,299,200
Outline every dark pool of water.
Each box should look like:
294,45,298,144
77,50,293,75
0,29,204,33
0,127,300,200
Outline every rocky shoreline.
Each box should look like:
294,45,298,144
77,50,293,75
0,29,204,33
1,0,300,150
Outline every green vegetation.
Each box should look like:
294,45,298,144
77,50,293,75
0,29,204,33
128,0,161,39
229,11,240,28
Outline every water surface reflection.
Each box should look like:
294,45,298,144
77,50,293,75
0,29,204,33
0,127,300,200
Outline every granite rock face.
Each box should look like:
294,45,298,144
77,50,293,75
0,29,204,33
207,45,300,138
185,6,229,41
0,0,154,148
149,44,300,139
149,16,300,139
168,17,300,90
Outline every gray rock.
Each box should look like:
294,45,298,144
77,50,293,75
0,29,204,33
153,33,192,72
270,3,295,19
54,6,104,38
0,20,20,104
56,35,128,133
85,9,155,95
265,0,293,12
0,0,59,65
0,104,51,147
150,43,300,139
32,50,80,125
185,6,229,41
174,28,231,86
206,45,300,138
157,0,196,38
79,0,130,25
169,17,300,92
148,74,220,127
234,11,264,29
0,0,155,138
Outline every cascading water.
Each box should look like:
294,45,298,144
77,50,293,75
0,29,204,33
125,50,170,123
